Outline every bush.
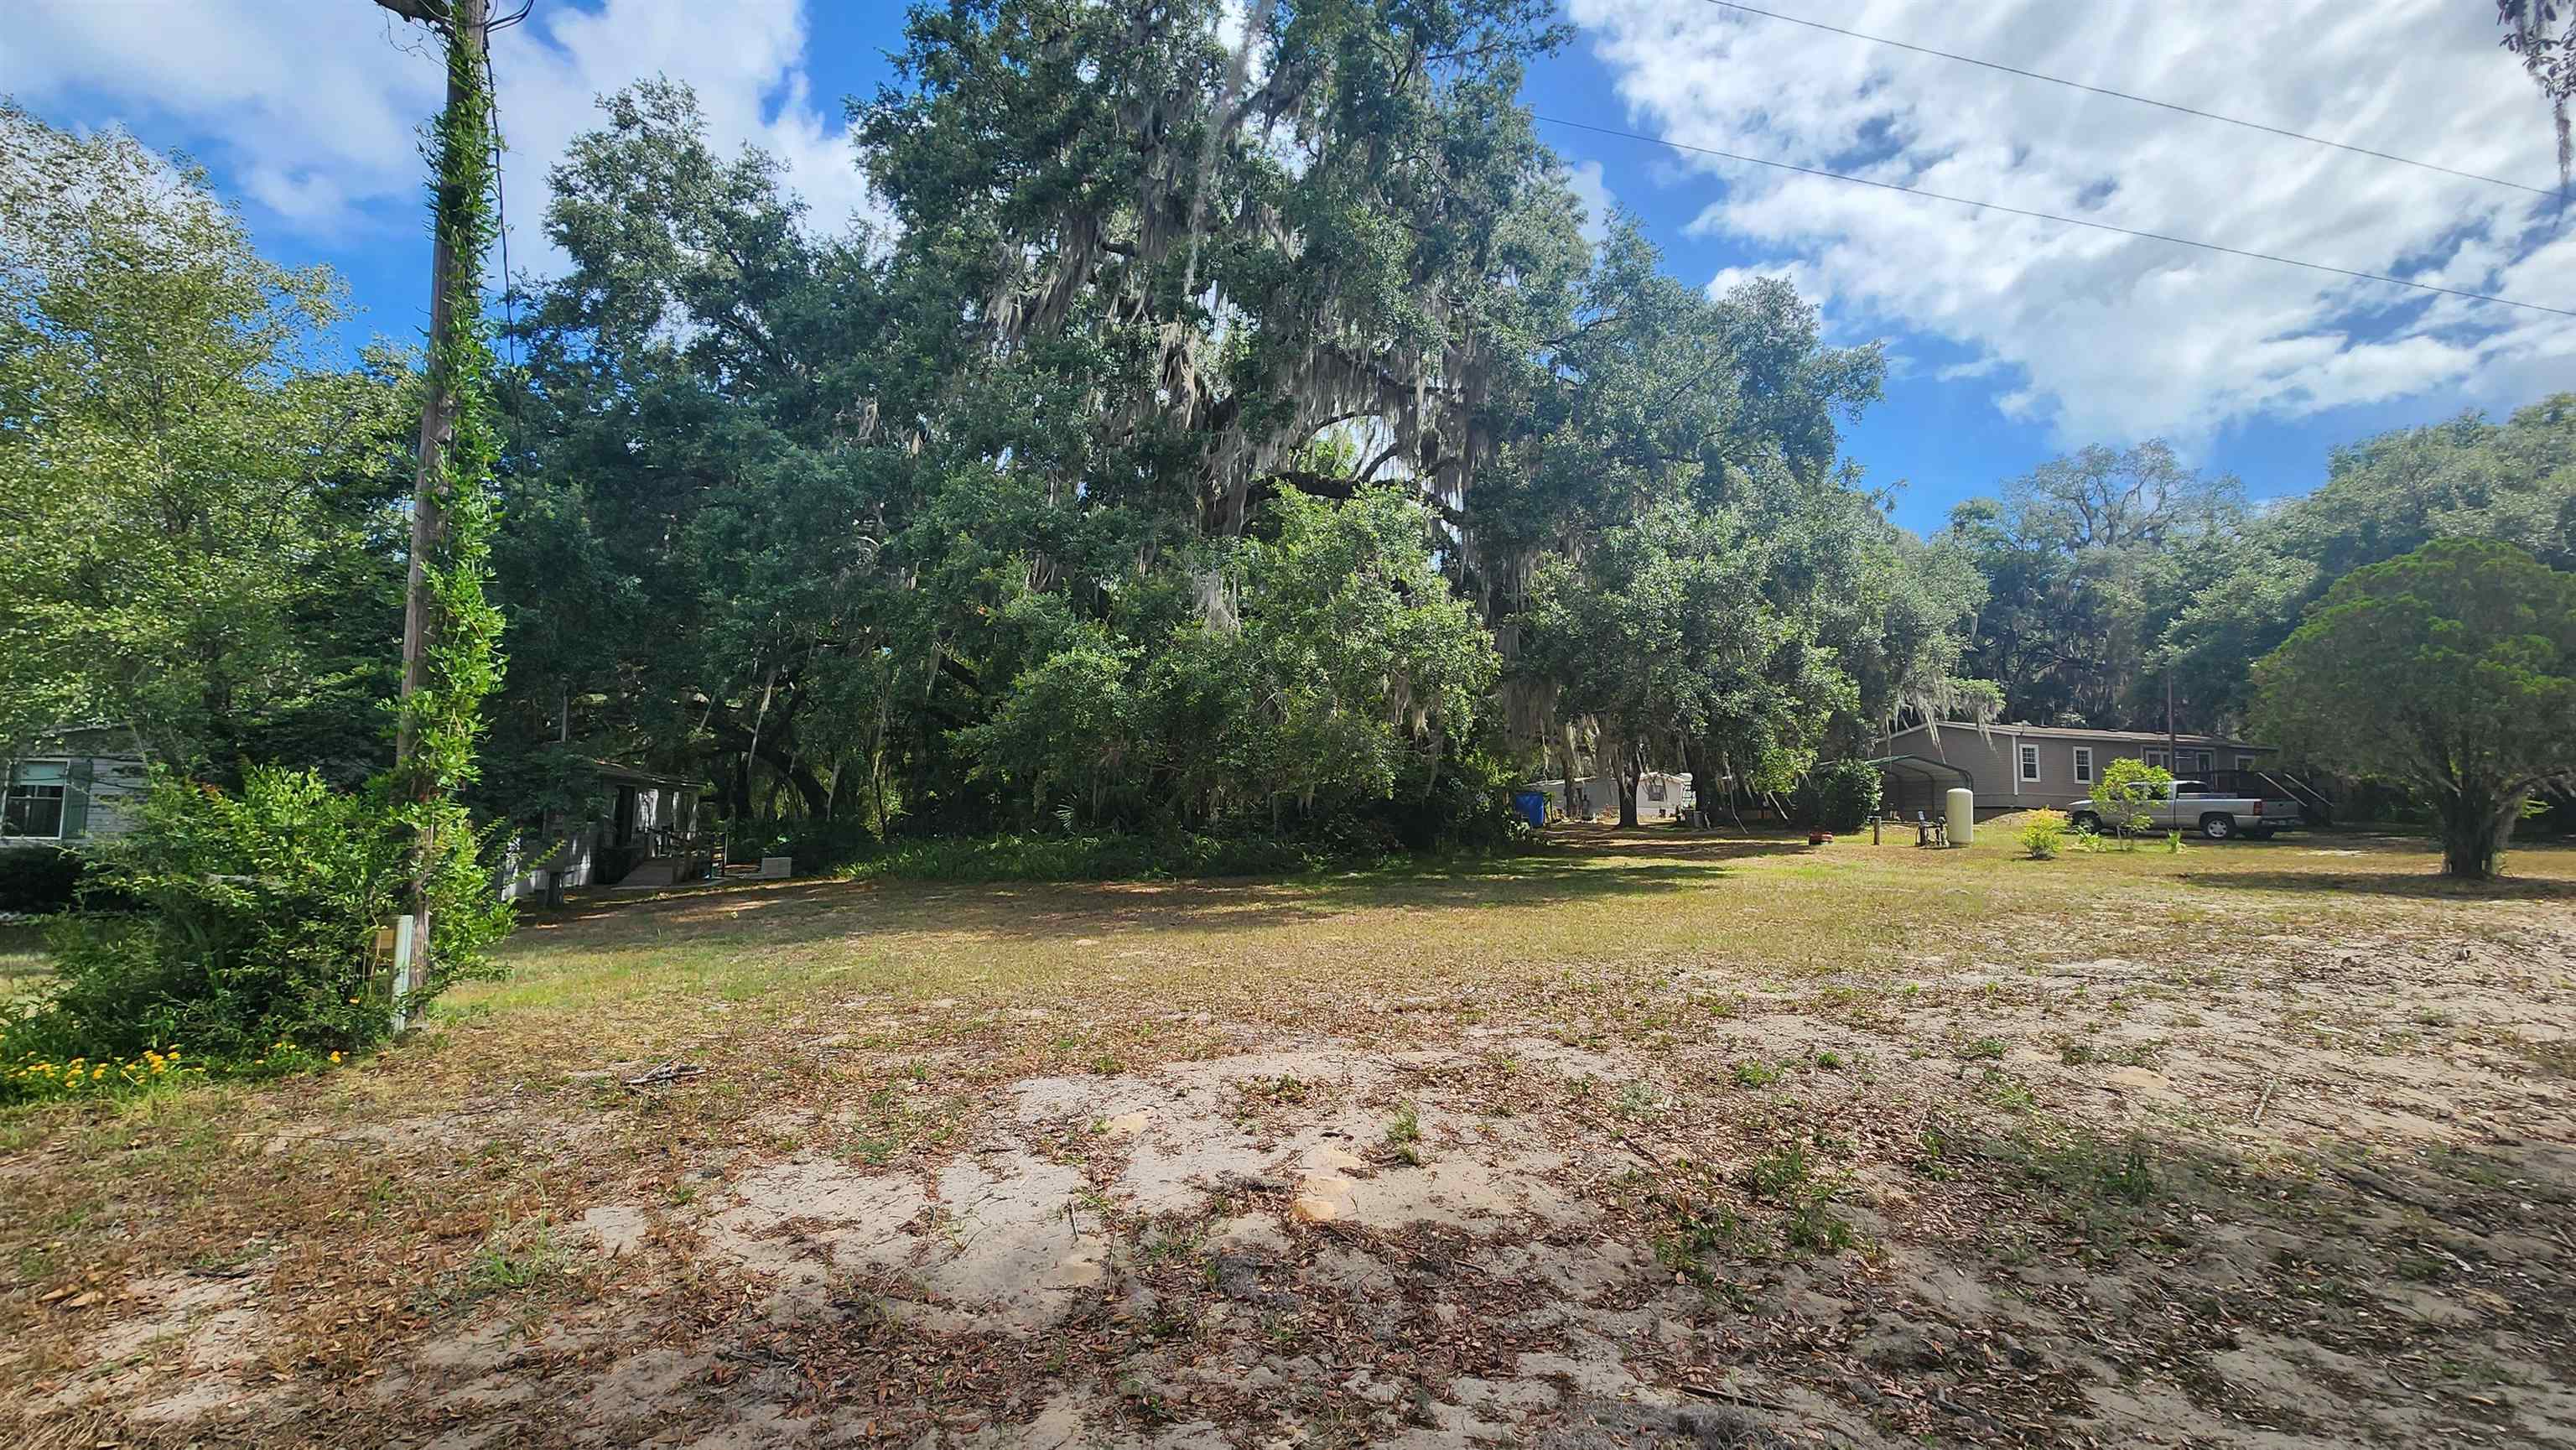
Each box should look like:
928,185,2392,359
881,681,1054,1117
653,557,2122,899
1353,747,1527,853
2093,757,2171,843
0,846,86,914
1,767,510,1088
2018,810,2069,860
1798,760,1884,834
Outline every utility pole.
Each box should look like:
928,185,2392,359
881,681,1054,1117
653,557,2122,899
374,0,505,1016
381,0,489,765
2166,667,2179,777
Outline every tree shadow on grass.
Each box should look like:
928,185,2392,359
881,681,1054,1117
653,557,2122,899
2179,869,2576,902
512,842,1806,953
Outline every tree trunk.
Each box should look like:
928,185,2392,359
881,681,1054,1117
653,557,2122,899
2438,783,2520,879
1681,737,1711,828
1555,719,1584,824
1617,741,1641,829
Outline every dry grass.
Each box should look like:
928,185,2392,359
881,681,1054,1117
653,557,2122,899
4,824,2574,1447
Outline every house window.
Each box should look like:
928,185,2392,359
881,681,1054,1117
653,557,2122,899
1648,778,1667,802
3,761,68,839
2193,751,2214,776
2145,750,2168,771
2072,746,2094,784
2018,744,2041,783
2236,754,2256,773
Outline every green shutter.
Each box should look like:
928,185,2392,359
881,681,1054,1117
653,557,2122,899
60,758,91,840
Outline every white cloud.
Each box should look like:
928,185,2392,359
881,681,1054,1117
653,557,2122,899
1565,159,1616,246
1568,0,2576,444
2,0,891,270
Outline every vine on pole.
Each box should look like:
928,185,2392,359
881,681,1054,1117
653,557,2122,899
377,0,506,1010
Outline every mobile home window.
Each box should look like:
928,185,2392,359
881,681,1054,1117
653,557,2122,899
2145,750,2168,771
2072,746,2094,784
2236,754,2256,773
2193,751,2214,775
3,761,68,839
2018,744,2041,782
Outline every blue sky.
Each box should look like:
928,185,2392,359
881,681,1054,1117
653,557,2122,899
11,1,2570,535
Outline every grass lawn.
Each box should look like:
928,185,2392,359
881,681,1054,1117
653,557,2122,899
0,922,51,994
5,822,2574,1447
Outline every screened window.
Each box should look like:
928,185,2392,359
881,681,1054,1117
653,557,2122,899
4,761,68,839
2018,744,2041,782
2072,746,2094,784
2145,750,2168,771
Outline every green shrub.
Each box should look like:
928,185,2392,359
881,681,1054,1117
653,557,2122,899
2094,756,2171,843
2018,809,2069,860
1795,760,1883,834
1,767,509,1089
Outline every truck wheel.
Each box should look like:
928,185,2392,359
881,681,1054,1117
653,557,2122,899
2070,812,2101,834
2199,813,2234,840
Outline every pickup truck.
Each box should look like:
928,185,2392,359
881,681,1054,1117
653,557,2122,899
2066,780,2305,840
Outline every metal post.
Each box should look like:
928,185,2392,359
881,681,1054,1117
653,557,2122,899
389,914,417,1037
2166,668,2179,776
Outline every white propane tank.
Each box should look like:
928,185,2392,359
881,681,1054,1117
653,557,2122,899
1946,787,1974,846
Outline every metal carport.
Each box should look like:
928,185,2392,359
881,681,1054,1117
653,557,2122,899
1870,754,1973,821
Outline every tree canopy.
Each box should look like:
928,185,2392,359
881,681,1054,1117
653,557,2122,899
0,105,413,774
2252,539,2576,877
11,0,2571,883
470,3,1982,849
1947,398,2576,737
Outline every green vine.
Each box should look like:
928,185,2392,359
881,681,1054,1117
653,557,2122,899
384,16,507,976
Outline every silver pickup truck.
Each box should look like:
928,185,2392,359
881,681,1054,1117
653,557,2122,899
2067,780,2305,840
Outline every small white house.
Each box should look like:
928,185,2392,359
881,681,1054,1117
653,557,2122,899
1524,772,1696,823
2,726,148,850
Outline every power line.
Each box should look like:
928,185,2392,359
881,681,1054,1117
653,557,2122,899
1531,113,2576,320
1685,0,2557,199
